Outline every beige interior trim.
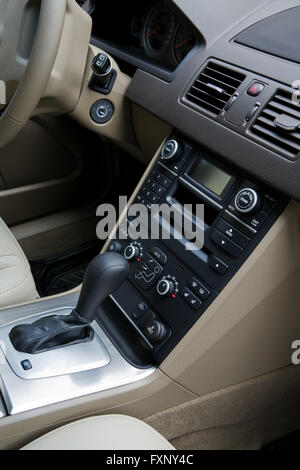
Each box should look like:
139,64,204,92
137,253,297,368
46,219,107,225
71,45,139,154
0,0,67,147
0,369,195,450
160,201,300,396
36,0,92,116
146,365,300,450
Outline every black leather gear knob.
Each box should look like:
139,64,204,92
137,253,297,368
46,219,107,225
9,253,129,354
75,252,129,321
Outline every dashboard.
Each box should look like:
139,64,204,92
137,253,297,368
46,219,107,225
81,0,300,201
91,0,202,81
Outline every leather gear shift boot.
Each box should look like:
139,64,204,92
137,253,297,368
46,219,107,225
9,310,93,354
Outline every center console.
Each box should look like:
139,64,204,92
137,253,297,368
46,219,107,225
105,132,288,363
0,131,288,417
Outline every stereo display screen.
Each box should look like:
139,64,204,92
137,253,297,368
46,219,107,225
189,158,233,197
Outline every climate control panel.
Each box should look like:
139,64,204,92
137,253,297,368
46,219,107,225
105,132,288,363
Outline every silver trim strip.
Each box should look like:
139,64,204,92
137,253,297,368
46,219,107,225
234,188,258,214
224,210,257,234
0,303,156,415
179,177,223,210
109,295,153,350
161,140,178,161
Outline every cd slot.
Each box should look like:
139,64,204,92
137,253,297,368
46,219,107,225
172,182,220,230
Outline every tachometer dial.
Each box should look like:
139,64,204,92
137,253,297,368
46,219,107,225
145,6,175,54
174,22,196,63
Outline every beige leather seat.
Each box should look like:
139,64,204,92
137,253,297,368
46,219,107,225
22,415,174,450
0,218,38,309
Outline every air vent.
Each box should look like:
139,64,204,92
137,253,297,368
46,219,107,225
185,61,246,116
250,89,300,158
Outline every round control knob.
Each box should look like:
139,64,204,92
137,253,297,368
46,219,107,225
91,53,112,78
234,188,261,215
124,244,140,261
144,320,167,343
161,140,182,163
157,279,175,297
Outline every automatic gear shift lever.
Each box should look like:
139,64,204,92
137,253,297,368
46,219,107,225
9,253,129,354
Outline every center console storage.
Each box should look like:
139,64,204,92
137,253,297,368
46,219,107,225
106,132,288,363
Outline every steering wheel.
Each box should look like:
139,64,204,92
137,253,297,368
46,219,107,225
0,0,67,148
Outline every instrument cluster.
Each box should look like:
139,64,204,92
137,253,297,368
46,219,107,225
91,0,201,74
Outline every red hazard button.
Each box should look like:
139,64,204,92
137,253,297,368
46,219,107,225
247,82,265,97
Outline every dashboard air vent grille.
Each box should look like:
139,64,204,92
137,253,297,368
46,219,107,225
185,61,246,116
250,89,300,158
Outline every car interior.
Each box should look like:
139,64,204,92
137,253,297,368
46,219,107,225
0,0,299,451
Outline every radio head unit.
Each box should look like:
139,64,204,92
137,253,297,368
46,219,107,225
101,133,288,365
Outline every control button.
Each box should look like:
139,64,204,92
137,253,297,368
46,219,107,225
154,185,167,198
149,193,160,204
144,320,167,343
247,82,265,97
235,188,261,215
160,176,172,189
134,262,157,290
150,247,168,265
224,94,238,111
157,279,175,297
223,211,256,238
90,100,114,124
209,257,229,275
161,140,182,163
247,211,268,230
124,244,140,261
181,288,202,310
135,195,146,205
133,302,149,320
148,179,158,192
21,360,32,371
108,241,122,253
246,104,260,122
216,219,250,248
211,230,243,258
144,255,163,275
262,194,277,214
170,159,186,174
91,53,112,77
189,278,210,300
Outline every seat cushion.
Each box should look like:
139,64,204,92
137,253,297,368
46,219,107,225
22,415,175,450
0,218,38,308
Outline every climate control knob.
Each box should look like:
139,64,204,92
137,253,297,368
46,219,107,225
234,188,261,215
157,279,175,297
161,139,182,163
124,244,140,261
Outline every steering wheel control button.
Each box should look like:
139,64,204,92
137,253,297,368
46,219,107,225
91,100,114,124
235,188,261,214
21,360,32,371
247,82,265,97
161,140,182,162
211,230,243,258
144,320,167,343
209,257,229,275
216,219,250,248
